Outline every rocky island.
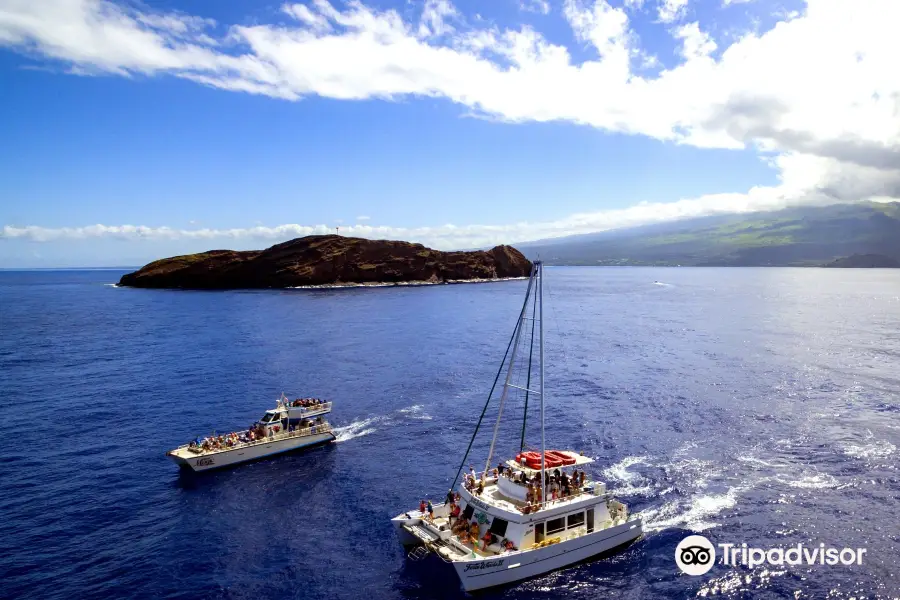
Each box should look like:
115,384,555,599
118,235,532,289
822,254,900,268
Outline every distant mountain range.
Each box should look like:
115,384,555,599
518,202,900,267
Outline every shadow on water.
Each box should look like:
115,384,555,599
396,537,647,599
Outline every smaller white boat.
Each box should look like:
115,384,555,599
167,394,335,472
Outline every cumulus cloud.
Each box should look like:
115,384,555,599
657,0,689,23
0,0,898,229
672,21,716,60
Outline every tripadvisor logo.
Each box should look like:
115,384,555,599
676,535,716,575
675,535,868,576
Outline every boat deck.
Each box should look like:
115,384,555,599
468,476,603,515
169,423,333,459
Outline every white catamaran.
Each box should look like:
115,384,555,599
167,395,336,472
391,261,642,591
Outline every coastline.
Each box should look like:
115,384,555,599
107,276,529,290
290,276,529,289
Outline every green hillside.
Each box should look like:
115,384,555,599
520,202,900,266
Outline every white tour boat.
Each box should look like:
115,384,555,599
167,395,336,472
391,261,643,591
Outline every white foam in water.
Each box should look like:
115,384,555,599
781,473,838,489
333,404,434,442
104,283,119,288
639,486,743,533
603,455,648,483
737,454,778,468
602,456,655,497
333,417,380,442
843,429,897,460
397,404,433,420
843,439,896,459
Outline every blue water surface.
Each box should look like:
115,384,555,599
0,267,898,599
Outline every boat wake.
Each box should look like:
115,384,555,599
333,404,434,442
842,430,896,462
334,417,381,442
603,441,853,536
397,404,433,420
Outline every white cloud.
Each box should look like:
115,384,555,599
672,21,716,60
283,3,333,33
0,0,898,230
657,0,689,23
0,173,886,251
356,215,371,221
418,0,457,38
520,0,551,15
723,0,756,5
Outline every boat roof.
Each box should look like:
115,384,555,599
503,450,594,475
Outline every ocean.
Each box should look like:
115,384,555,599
0,267,898,599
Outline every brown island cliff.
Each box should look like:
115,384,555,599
118,235,532,289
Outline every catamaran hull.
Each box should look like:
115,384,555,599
453,520,642,592
168,432,336,472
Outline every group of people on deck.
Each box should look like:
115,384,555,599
521,467,586,504
460,463,588,506
188,416,326,453
433,490,517,553
286,397,325,408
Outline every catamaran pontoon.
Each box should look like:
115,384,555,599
391,261,642,591
167,394,336,472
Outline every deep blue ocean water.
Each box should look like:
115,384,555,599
1,267,898,600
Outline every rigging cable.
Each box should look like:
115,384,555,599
519,277,538,453
449,263,537,490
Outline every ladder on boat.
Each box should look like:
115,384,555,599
407,546,430,561
403,524,462,562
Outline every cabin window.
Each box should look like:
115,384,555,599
462,504,474,522
489,518,508,537
567,512,585,529
546,517,566,535
534,522,545,543
587,508,595,533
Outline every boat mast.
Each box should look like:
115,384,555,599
483,264,536,477
539,261,546,506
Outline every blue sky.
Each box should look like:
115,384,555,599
0,0,897,267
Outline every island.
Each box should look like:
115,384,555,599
822,254,900,268
118,235,532,289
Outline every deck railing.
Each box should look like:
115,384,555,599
463,470,599,513
186,424,333,455
281,401,332,413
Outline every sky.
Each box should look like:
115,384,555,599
1,0,899,267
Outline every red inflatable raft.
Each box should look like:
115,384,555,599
515,450,577,470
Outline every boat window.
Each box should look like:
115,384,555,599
488,518,508,537
567,512,585,529
587,508,594,533
546,517,565,535
534,522,544,543
462,504,474,522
